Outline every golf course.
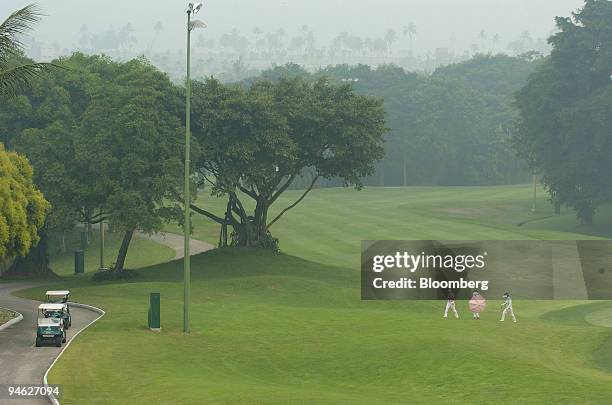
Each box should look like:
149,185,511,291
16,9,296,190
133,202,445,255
14,184,612,404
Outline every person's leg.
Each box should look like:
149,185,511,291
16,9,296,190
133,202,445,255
444,302,450,318
500,307,507,321
452,303,459,318
510,307,517,322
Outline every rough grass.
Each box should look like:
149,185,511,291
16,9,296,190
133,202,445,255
0,308,15,325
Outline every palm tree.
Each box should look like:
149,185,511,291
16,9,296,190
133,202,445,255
492,33,501,52
1,5,54,99
403,23,417,53
478,30,487,52
384,28,397,54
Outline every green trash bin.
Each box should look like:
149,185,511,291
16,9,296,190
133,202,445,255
148,293,161,331
74,250,84,275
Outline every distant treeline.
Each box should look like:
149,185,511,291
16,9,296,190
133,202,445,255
247,54,537,188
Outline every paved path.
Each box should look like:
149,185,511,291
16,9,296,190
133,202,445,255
0,283,99,405
137,232,215,260
0,232,211,404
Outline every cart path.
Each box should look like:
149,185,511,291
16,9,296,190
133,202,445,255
0,283,99,405
137,231,215,260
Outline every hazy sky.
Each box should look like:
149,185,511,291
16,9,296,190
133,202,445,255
1,0,585,54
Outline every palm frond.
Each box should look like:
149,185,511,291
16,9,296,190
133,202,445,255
0,4,43,58
0,62,54,99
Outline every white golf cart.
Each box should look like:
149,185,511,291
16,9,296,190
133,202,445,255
44,291,71,329
36,304,67,347
46,290,70,303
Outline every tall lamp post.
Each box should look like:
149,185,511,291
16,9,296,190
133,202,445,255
531,173,537,213
184,2,205,334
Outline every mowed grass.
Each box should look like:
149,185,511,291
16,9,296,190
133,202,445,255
48,231,175,275
168,184,612,269
15,185,612,404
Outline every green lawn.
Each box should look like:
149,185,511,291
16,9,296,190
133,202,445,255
48,231,175,275
14,185,612,404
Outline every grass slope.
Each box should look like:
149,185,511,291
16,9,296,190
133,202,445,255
18,250,612,404
15,185,612,404
48,231,175,275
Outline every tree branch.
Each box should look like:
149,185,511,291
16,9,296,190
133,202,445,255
239,184,258,200
267,175,319,229
190,204,228,225
269,174,297,205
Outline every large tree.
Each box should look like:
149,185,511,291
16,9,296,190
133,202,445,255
514,0,612,224
0,143,49,267
13,55,184,272
190,77,387,248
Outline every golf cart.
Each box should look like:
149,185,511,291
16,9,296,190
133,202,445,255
39,302,71,330
46,290,70,304
36,306,66,347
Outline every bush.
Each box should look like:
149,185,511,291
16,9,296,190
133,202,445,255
91,268,139,282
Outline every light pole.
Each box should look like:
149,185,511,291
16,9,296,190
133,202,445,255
184,1,204,334
531,173,537,213
99,219,105,270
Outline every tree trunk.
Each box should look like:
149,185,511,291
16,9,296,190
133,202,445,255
60,232,67,254
114,228,135,272
554,200,561,216
230,200,272,249
577,205,594,226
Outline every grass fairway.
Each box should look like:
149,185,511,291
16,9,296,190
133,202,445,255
168,184,612,268
15,185,612,404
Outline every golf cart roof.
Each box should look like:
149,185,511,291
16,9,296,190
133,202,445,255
37,318,61,327
38,303,65,311
46,290,70,297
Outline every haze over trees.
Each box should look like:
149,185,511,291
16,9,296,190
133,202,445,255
514,0,612,224
256,54,537,188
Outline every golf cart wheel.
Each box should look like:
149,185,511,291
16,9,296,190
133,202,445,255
35,338,41,347
55,338,62,347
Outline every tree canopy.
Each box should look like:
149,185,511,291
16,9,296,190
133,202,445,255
190,76,387,247
0,143,49,264
11,54,184,271
514,0,612,224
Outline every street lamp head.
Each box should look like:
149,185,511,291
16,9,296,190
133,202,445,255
186,2,203,14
